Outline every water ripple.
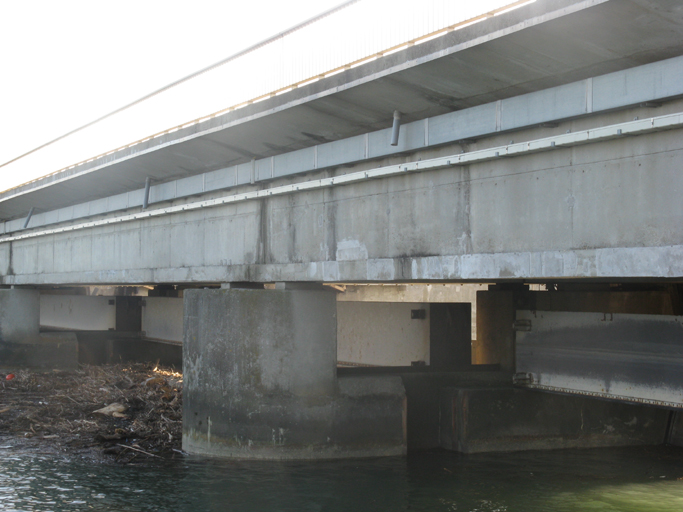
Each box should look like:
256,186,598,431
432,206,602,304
0,446,681,511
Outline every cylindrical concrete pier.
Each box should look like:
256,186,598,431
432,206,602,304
182,287,406,460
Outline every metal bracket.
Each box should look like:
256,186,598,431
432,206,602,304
513,319,532,331
411,309,426,320
513,372,536,385
325,284,347,293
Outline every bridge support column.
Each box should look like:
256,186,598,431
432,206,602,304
183,287,406,459
0,288,77,368
473,289,515,371
0,288,39,342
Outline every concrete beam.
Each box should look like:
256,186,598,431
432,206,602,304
3,101,683,285
7,53,683,235
3,0,683,224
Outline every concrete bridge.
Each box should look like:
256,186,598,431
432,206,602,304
3,0,683,458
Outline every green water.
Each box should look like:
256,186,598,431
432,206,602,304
1,445,682,511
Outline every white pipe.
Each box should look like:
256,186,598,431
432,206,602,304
390,110,401,146
143,177,152,209
23,207,35,229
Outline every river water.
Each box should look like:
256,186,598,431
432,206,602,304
1,445,682,511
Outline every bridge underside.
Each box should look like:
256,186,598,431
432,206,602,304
3,97,683,287
3,0,683,221
3,94,683,458
3,280,683,458
3,1,683,459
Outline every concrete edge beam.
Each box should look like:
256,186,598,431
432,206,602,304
5,54,683,234
4,109,681,245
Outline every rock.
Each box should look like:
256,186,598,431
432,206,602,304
93,403,127,416
144,377,167,387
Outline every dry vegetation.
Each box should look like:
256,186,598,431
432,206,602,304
0,363,182,463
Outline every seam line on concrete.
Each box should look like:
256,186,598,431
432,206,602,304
1,112,681,245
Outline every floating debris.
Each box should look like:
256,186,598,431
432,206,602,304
0,363,182,463
93,403,128,417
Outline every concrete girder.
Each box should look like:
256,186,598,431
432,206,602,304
2,104,683,286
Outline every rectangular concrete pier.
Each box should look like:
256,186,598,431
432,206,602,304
0,289,78,369
440,387,669,453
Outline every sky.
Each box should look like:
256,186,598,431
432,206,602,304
0,0,525,194
0,0,344,186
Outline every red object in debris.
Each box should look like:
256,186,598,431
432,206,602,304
5,374,15,381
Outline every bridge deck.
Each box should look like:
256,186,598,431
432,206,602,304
2,0,683,224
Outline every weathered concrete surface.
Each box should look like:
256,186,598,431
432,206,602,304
524,290,677,315
5,98,683,286
0,289,39,343
5,0,683,224
337,367,505,451
74,332,182,367
40,294,116,331
337,302,430,366
401,371,508,451
430,303,472,370
336,284,486,304
516,310,683,408
440,388,669,453
668,411,683,447
473,290,515,371
0,289,78,368
183,288,406,459
141,297,183,342
0,333,78,370
337,284,484,341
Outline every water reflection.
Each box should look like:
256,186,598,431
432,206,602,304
0,446,681,511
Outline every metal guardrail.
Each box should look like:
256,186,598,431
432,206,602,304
2,110,680,244
1,0,535,193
